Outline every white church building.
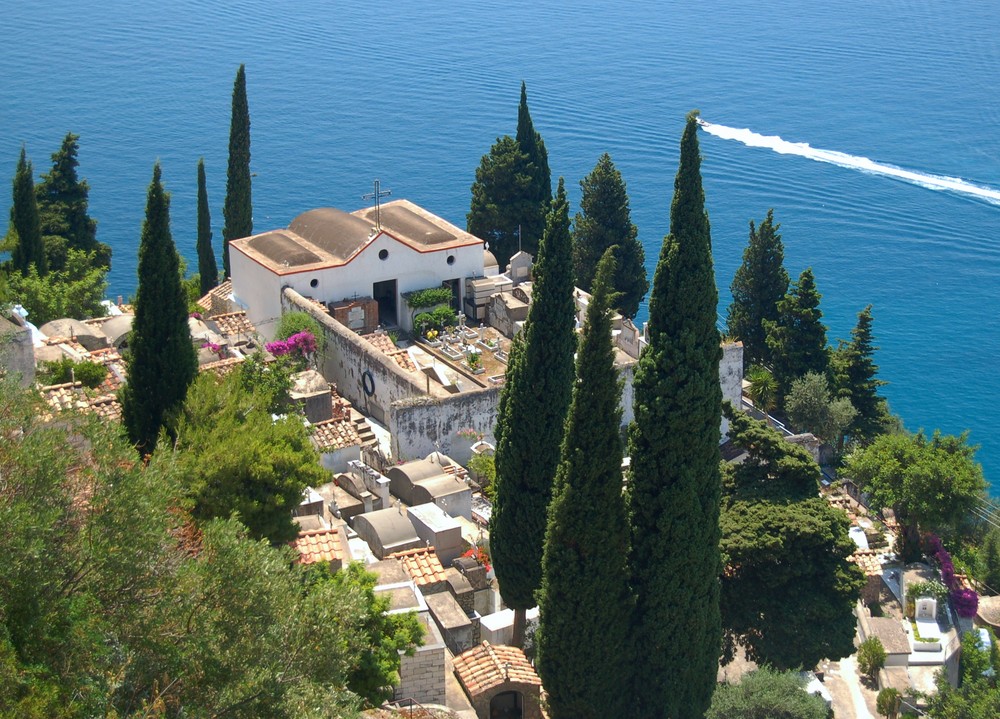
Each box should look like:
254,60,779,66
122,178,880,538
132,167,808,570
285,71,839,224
229,199,496,338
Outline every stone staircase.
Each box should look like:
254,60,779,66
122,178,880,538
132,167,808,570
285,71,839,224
349,408,378,449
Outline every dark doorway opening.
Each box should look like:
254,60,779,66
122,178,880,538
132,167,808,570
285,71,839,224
443,278,461,313
372,279,397,327
490,691,523,718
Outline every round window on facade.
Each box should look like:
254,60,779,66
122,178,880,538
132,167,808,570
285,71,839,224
379,249,389,260
310,278,319,288
447,254,456,265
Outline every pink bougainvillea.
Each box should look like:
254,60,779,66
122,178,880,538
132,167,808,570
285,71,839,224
952,588,979,618
266,331,317,359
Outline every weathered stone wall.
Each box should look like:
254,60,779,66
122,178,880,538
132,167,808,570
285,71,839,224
283,288,425,425
720,340,744,438
389,388,500,465
0,318,35,388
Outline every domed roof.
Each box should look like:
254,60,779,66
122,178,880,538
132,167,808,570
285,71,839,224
483,248,498,269
287,208,374,261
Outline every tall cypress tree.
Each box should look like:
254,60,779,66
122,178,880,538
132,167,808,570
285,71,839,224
572,153,648,318
490,178,576,647
833,304,885,441
8,147,47,276
537,249,632,718
196,158,219,295
222,64,252,278
514,81,552,257
627,111,722,719
726,209,788,368
120,163,197,458
764,267,828,406
467,135,532,269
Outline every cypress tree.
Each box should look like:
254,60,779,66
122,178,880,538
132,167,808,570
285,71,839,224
764,267,828,406
833,305,886,441
572,153,648,318
8,147,47,276
490,178,576,647
467,135,532,269
626,111,722,719
222,64,252,277
537,249,632,718
726,209,788,368
514,81,552,256
120,163,197,458
196,158,219,295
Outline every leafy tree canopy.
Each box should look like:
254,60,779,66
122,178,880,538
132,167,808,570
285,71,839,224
720,405,864,670
5,247,107,325
467,134,533,269
846,430,987,557
785,370,857,447
707,667,830,719
764,267,828,405
173,371,327,544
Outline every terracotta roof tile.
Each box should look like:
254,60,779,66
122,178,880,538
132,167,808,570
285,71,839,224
292,528,346,565
196,279,232,312
453,641,541,696
849,548,882,576
390,546,448,585
311,417,362,451
199,356,245,377
212,311,256,337
88,395,122,422
362,332,417,373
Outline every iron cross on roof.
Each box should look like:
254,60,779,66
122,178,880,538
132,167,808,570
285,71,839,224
362,178,392,230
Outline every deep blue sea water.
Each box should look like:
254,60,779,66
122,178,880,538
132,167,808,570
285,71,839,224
2,0,998,490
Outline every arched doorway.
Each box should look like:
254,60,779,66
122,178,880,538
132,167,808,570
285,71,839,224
490,690,523,718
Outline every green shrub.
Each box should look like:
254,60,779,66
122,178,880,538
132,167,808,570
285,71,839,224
41,357,108,389
431,305,457,328
275,311,325,351
406,287,453,309
876,687,901,719
857,636,886,680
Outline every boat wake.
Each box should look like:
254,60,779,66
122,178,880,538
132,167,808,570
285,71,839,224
698,120,1000,206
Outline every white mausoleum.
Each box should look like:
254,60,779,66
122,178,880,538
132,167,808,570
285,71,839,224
230,199,490,338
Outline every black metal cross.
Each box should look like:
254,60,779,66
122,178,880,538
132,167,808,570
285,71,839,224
362,178,392,230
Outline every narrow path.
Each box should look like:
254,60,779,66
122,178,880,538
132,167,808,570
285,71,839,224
839,656,875,719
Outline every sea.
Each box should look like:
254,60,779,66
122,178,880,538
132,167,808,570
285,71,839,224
2,0,998,492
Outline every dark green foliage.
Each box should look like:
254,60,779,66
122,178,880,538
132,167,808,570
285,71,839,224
239,350,296,413
857,637,887,680
490,179,577,639
7,147,46,276
726,209,789,368
35,133,110,271
5,248,107,325
746,365,778,422
979,526,1000,593
0,378,421,717
877,687,902,719
572,153,648,318
764,267,829,405
196,158,218,295
174,372,327,544
39,356,108,388
515,81,552,256
626,111,722,719
846,431,987,559
223,64,252,277
467,135,533,269
720,405,865,670
414,305,458,334
832,305,886,442
786,371,857,447
536,250,632,718
707,667,830,719
120,163,198,457
406,286,453,309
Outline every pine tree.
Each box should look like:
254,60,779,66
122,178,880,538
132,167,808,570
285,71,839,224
467,135,532,269
196,158,219,295
7,147,47,276
764,267,829,406
832,305,886,442
35,132,109,271
572,153,648,318
537,249,632,718
626,111,722,719
515,81,552,257
726,209,788,368
120,163,197,457
490,178,577,647
223,64,252,277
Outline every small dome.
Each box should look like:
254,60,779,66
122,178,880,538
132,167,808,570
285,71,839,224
483,248,499,269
